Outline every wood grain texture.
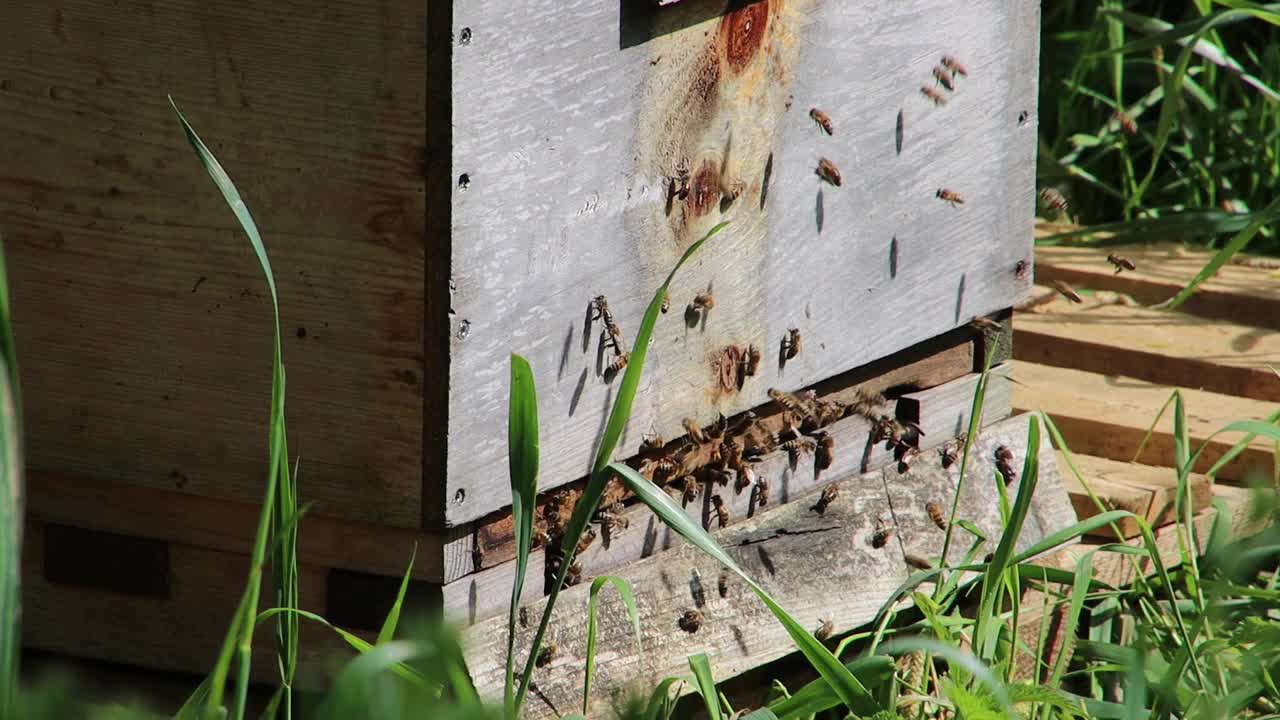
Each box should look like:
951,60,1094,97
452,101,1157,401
1034,244,1280,330
449,328,980,583
460,413,1073,719
1058,453,1212,540
1011,361,1278,484
0,2,427,526
1014,288,1280,402
443,0,1041,526
442,365,1014,624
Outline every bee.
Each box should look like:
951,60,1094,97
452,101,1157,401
641,433,665,453
707,412,730,441
809,108,834,135
871,517,895,548
904,553,933,570
1051,280,1083,304
780,436,817,458
1107,253,1137,274
815,432,834,471
690,292,715,312
667,165,691,204
815,619,835,641
1039,187,1068,216
660,293,671,314
708,468,733,487
813,483,840,514
1113,110,1137,135
565,561,583,587
677,474,700,504
599,501,630,536
1014,259,1030,279
607,351,630,373
850,388,888,420
721,436,743,471
577,525,598,554
816,158,842,187
939,439,962,469
995,445,1018,485
682,417,707,445
768,388,810,417
679,609,704,633
742,344,762,377
920,85,948,106
926,501,946,530
644,454,679,478
718,571,730,598
519,606,530,628
936,188,964,207
734,468,752,494
727,410,757,437
941,55,968,78
535,642,557,668
711,494,729,528
932,66,955,91
782,328,802,360
752,476,770,507
532,524,551,550
896,445,919,473
471,543,485,570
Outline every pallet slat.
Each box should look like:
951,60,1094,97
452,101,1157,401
1057,453,1212,540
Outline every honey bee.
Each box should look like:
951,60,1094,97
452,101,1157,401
1113,110,1137,135
970,316,1002,335
815,619,835,641
667,165,691,204
683,417,707,445
813,483,840,514
532,524,551,550
871,517,895,548
660,293,671,314
920,85,948,106
734,469,752,495
767,388,811,420
1051,280,1083,304
691,292,715,312
896,445,919,473
742,344,762,377
752,476,770,507
932,66,955,91
644,454,679,478
941,55,968,77
711,494,729,528
1039,187,1069,216
995,445,1018,485
679,609,704,633
872,414,902,448
565,561,583,587
1014,259,1031,279
926,501,946,530
721,436,743,471
599,501,630,536
782,328,802,360
809,108,834,135
607,351,630,373
939,439,961,469
718,571,730,598
708,468,733,487
678,474,700,504
577,524,598,554
641,433,665,453
850,388,888,420
707,412,729,440
936,188,964,207
814,432,834,471
536,642,557,668
1107,253,1137,274
816,158,842,187
904,553,933,570
780,436,817,458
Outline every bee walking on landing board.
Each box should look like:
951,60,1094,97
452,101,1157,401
936,188,964,207
816,158,842,186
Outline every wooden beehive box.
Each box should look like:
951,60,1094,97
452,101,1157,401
2,0,1064,691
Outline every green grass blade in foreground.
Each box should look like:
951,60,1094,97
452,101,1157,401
170,97,291,720
938,342,997,585
376,544,419,646
505,354,540,717
0,235,22,718
583,575,641,715
688,654,723,720
739,708,780,720
612,462,882,716
878,637,1013,717
513,221,727,717
1157,194,1280,310
641,677,684,720
766,656,894,720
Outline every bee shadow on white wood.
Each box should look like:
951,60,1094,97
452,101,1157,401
889,236,899,279
953,272,967,325
815,188,824,234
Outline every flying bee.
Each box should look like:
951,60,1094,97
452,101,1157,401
690,292,715,312
871,517,895,548
1051,280,1084,304
683,417,707,445
936,188,964,207
1014,259,1031,279
752,476,770,507
815,619,835,641
1039,187,1068,216
679,609,704,633
932,65,955,91
782,328,802,360
742,344,762,377
816,158,842,187
813,483,840,514
904,553,933,570
920,85,948,106
970,316,1001,333
607,351,630,373
577,525,598,554
536,642,557,668
941,55,969,77
711,494,729,528
809,108,834,135
939,439,961,469
1107,253,1137,274
1113,110,1137,135
926,501,946,530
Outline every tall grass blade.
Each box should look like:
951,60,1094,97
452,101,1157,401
688,654,723,720
504,354,540,717
641,677,684,720
0,234,22,720
582,575,642,715
612,462,882,716
939,343,998,583
879,637,1014,717
765,655,894,720
1156,194,1280,310
376,544,419,646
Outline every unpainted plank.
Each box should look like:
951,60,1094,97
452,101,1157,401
443,365,1014,624
0,2,427,526
444,0,1041,526
1058,453,1213,540
26,471,449,582
460,411,1071,719
1014,289,1280,402
1011,361,1278,483
449,329,980,583
1034,244,1280,330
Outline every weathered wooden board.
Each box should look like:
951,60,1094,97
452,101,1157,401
460,412,1072,719
1058,453,1212,540
1014,288,1280,402
442,0,1041,526
1011,361,1278,484
1034,244,1280,330
0,2,427,526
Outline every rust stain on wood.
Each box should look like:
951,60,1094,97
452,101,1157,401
718,1,771,73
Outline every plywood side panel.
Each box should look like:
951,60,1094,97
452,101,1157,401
0,1,428,527
444,0,1041,525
